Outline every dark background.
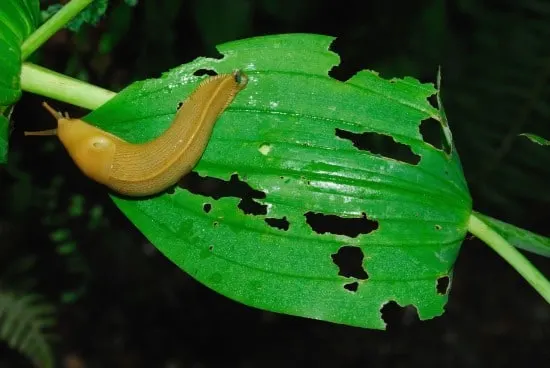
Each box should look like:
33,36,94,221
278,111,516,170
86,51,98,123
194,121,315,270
2,0,550,366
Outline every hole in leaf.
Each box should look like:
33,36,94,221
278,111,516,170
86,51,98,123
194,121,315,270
193,69,218,77
381,301,420,330
344,282,359,292
434,224,442,231
436,275,450,295
179,172,266,217
327,37,364,82
208,245,213,251
420,117,451,154
427,93,438,109
305,211,378,238
239,199,267,216
331,245,369,280
203,203,212,213
265,217,290,231
177,101,184,110
335,128,420,165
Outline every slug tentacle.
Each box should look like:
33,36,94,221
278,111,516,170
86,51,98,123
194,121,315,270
23,102,65,136
42,102,65,120
24,129,58,136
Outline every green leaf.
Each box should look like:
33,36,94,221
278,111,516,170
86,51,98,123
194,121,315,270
474,212,550,257
520,133,550,146
0,0,40,163
0,292,56,368
85,34,472,329
42,0,108,32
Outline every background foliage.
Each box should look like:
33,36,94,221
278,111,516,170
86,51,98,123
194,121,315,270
1,0,549,366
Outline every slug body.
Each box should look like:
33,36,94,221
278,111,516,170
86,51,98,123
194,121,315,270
26,70,248,196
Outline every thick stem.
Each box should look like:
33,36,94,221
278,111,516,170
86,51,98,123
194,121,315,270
468,212,550,304
21,63,115,110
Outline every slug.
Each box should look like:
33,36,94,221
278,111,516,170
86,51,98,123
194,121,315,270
25,70,248,196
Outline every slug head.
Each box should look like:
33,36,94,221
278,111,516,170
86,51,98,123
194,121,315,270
25,103,117,185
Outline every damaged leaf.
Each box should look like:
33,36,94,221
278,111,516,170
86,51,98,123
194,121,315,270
85,34,472,329
0,0,41,163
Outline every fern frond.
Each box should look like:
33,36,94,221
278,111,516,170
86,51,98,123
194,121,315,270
0,291,56,368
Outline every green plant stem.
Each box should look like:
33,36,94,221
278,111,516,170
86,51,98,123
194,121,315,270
468,212,550,303
21,63,115,110
21,0,94,60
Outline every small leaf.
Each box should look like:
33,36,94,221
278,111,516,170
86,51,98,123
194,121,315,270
43,0,108,31
520,133,550,146
68,194,85,217
85,34,472,329
49,228,71,243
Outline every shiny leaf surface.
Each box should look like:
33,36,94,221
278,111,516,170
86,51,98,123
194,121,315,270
85,34,472,328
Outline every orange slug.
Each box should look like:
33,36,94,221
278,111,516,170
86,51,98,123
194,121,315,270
25,70,248,196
